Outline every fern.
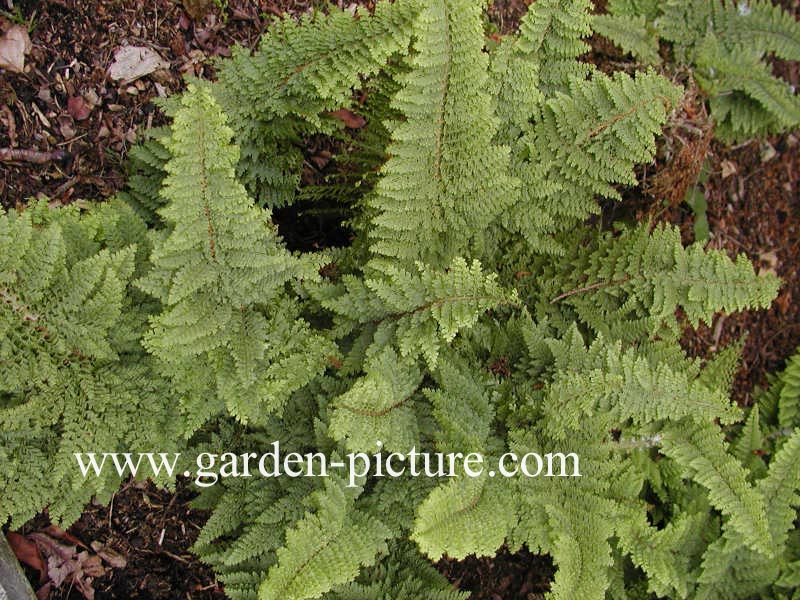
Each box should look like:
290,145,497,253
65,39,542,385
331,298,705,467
259,479,391,600
503,71,681,254
367,0,515,267
136,83,334,430
598,0,800,141
0,200,180,526
213,1,418,208
591,13,661,64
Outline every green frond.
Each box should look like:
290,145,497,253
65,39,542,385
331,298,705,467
504,71,681,251
660,420,773,557
515,0,594,95
591,14,661,64
659,0,800,62
138,83,334,429
730,406,767,478
412,473,516,560
118,127,171,224
325,540,468,600
695,34,800,140
317,257,517,367
554,222,780,335
757,427,800,547
214,0,418,207
426,350,495,454
698,338,745,397
617,508,709,597
606,0,661,21
259,479,391,600
543,337,740,439
545,501,615,600
0,199,177,526
778,349,800,431
368,0,516,267
329,347,422,453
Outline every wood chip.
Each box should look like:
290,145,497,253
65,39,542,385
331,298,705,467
0,25,31,73
108,45,169,84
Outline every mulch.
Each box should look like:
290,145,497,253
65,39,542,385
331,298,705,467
2,0,798,598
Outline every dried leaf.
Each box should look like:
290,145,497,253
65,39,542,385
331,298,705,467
46,552,77,587
29,532,75,562
758,250,779,277
760,141,777,163
90,541,127,569
720,160,737,179
43,525,87,549
0,25,31,73
6,531,45,579
77,552,105,578
35,581,53,600
328,108,367,129
108,45,170,83
67,95,91,121
29,532,106,600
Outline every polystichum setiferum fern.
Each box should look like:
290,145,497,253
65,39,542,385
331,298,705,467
592,0,800,141
1,1,797,599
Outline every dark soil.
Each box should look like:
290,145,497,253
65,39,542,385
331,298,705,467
674,134,800,405
15,480,225,600
2,0,798,599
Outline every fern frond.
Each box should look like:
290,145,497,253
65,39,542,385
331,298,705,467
214,1,418,207
138,84,334,429
591,14,661,64
660,420,773,557
412,473,516,560
368,0,516,267
329,346,422,453
259,479,391,600
503,71,680,251
516,0,594,95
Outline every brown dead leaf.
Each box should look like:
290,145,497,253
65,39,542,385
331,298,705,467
775,289,791,315
35,581,53,600
6,531,45,580
43,524,87,549
328,108,367,129
77,552,105,578
67,95,91,121
758,250,779,277
29,532,106,600
90,541,127,569
760,141,777,163
309,150,332,169
720,160,737,179
0,25,32,73
108,45,170,83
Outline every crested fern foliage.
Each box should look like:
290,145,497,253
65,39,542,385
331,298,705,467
136,84,334,431
2,1,797,600
0,199,181,526
594,0,800,141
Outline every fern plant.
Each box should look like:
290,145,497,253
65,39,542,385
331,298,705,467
2,1,797,599
0,199,182,526
592,0,800,141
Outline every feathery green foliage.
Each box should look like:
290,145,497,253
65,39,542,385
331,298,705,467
0,199,180,526
136,84,334,431
595,0,800,140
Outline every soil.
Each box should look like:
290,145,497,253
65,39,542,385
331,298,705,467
1,0,798,599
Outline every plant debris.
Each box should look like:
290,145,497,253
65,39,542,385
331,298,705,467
0,23,31,73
